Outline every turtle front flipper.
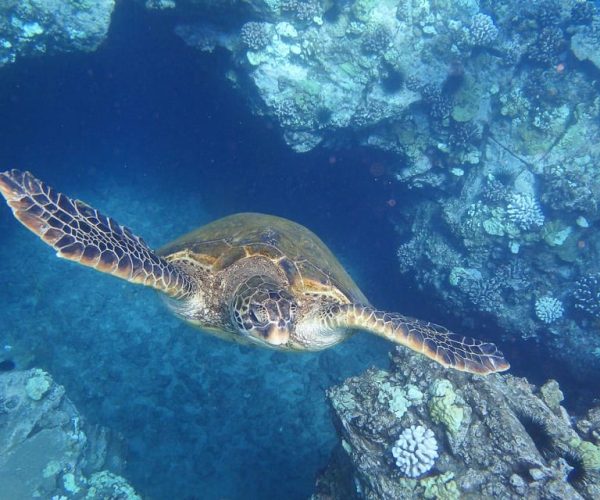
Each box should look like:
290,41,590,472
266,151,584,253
323,304,509,375
0,169,194,299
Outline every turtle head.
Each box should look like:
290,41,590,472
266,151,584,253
230,275,297,347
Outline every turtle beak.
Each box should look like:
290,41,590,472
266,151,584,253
263,323,290,346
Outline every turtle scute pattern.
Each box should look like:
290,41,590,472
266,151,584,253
0,169,193,298
160,212,368,304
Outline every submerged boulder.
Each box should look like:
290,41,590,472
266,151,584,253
0,368,140,499
313,347,600,499
0,0,115,67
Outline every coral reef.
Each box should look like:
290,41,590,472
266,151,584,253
167,0,600,377
0,368,139,499
313,347,600,499
0,0,115,67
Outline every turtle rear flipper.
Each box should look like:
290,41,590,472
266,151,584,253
0,169,193,298
324,304,509,375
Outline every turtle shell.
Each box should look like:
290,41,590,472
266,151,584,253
158,213,368,305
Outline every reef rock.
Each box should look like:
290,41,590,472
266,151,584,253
0,0,115,67
313,348,600,499
571,20,600,70
0,368,140,500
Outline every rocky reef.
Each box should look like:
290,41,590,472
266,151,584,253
0,368,140,499
313,347,600,499
0,0,115,67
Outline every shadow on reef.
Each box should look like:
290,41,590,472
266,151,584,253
313,347,600,499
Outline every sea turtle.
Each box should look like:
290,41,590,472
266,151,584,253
0,170,509,375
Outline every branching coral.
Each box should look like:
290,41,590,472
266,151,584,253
362,24,392,54
506,193,545,230
397,238,421,274
573,273,600,319
281,0,321,23
535,296,564,324
392,425,439,478
421,84,453,121
464,13,499,47
240,22,271,51
447,120,481,152
528,26,564,65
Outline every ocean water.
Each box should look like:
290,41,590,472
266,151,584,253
1,1,599,499
0,3,403,499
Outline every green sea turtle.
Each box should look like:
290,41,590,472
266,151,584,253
0,170,509,374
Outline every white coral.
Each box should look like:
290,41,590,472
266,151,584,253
535,296,564,324
392,425,438,477
507,193,545,230
465,13,499,46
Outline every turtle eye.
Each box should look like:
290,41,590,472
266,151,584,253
250,304,269,325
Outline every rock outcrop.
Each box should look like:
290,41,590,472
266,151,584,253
0,368,140,500
0,0,115,67
314,348,600,499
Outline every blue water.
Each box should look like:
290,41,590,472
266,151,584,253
0,4,406,499
1,2,597,499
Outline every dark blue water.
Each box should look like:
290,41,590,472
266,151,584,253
0,2,594,498
0,3,405,499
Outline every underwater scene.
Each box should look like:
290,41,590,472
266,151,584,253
1,0,600,498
